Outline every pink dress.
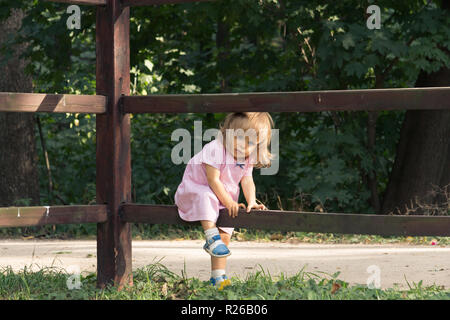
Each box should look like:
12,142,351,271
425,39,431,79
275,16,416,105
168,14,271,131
174,138,253,235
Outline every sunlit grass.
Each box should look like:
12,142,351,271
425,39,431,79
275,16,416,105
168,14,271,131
0,263,448,300
130,224,450,246
2,222,448,246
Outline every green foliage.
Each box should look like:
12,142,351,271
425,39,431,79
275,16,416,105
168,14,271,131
34,112,96,205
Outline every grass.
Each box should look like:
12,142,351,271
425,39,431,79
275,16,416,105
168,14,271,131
132,224,450,246
1,223,449,246
0,262,449,300
1,220,448,300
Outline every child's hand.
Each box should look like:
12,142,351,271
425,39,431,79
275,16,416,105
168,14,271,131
246,201,268,212
226,200,246,218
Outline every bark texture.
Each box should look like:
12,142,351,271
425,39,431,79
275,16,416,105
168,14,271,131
381,68,450,215
0,8,40,207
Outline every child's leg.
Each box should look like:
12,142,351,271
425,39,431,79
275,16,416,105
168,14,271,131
211,229,231,270
200,220,216,231
209,229,232,288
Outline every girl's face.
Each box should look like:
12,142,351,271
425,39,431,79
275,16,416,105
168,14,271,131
232,134,259,162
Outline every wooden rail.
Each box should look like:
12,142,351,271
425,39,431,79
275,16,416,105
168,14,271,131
0,205,108,227
45,0,107,5
122,0,214,6
120,204,450,237
121,87,450,114
45,0,213,5
0,93,107,114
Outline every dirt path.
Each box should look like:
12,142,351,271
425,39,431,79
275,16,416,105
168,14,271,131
0,239,449,290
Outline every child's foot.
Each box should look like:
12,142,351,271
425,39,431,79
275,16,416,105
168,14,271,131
203,234,231,257
210,274,231,290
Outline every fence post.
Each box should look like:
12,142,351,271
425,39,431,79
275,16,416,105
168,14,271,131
95,0,132,289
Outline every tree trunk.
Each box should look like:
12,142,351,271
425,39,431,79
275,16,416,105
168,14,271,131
0,8,40,207
381,68,450,215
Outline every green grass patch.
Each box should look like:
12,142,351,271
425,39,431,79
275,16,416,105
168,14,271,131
1,223,449,246
131,223,450,246
0,263,449,300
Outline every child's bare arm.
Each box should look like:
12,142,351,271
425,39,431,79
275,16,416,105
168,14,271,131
241,176,267,212
240,176,256,205
205,164,245,217
205,164,233,207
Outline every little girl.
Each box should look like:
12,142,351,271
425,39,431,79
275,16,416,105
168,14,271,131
174,112,274,288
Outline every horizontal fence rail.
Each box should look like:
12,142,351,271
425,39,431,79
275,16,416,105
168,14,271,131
0,205,108,227
45,0,107,5
122,87,450,114
45,0,212,5
120,204,450,237
0,93,107,114
122,0,214,6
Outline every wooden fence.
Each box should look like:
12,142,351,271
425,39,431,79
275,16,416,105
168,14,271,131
0,0,449,289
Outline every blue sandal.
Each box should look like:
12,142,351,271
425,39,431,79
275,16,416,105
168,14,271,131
203,234,231,258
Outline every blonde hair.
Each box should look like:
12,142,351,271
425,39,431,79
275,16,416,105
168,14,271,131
218,112,274,168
